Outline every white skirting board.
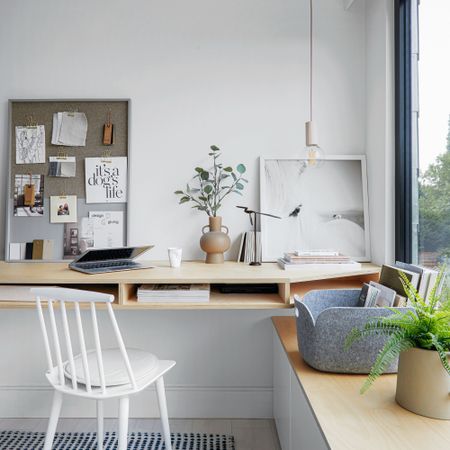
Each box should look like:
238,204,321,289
0,385,273,419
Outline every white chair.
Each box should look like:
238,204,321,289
31,287,176,450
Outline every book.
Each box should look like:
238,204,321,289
25,242,33,260
369,281,396,307
358,283,380,307
379,264,420,297
294,250,340,257
137,284,210,303
394,261,440,302
283,252,352,264
393,294,407,307
32,240,44,259
237,231,261,264
32,239,54,260
277,258,361,271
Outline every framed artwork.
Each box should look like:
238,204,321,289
50,195,78,223
260,155,371,262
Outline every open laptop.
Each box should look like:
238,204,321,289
69,246,154,274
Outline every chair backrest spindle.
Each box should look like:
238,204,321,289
90,301,107,394
47,299,65,386
74,302,92,392
35,297,54,372
60,300,77,390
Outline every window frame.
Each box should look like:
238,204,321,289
395,0,413,263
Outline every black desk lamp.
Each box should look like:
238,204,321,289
236,206,282,266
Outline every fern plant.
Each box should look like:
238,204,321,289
345,269,450,394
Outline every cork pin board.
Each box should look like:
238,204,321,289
5,99,130,262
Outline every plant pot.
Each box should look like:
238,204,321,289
200,216,230,264
395,347,450,420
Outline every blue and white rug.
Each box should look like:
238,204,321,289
0,431,235,450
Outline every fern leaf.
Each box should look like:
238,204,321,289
360,333,414,394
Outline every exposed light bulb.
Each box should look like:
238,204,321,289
305,144,324,168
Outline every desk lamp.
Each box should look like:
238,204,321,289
236,206,282,266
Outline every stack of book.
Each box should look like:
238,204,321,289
137,284,210,303
358,262,443,308
237,231,261,263
277,250,361,271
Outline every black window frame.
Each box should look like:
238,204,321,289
395,0,413,263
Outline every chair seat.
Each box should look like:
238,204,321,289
64,348,159,387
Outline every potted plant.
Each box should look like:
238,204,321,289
175,145,247,263
345,270,450,420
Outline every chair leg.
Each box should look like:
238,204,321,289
97,400,104,450
118,396,129,450
43,390,63,450
156,377,172,450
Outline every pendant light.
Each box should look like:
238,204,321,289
305,0,324,166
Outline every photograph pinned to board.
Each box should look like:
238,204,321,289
259,156,370,262
48,156,76,177
51,112,88,146
15,125,45,164
50,195,78,223
85,157,127,203
63,217,94,259
89,211,124,248
14,174,44,217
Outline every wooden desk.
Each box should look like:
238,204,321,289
0,261,379,310
272,317,450,450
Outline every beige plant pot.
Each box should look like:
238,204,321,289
199,216,231,264
395,347,450,420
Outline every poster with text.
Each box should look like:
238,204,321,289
85,157,127,203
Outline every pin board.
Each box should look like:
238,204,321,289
5,99,130,262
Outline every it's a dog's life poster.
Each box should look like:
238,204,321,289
85,157,127,203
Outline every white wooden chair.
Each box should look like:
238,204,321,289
31,287,175,450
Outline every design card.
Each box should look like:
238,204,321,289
89,211,124,248
16,125,46,164
85,157,127,203
50,195,78,223
13,174,45,217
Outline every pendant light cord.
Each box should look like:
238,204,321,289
309,0,313,123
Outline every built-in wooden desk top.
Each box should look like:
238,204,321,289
0,261,380,310
0,261,379,284
272,316,450,450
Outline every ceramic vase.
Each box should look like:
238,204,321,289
200,216,230,264
395,347,450,420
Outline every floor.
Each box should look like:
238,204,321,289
0,418,281,450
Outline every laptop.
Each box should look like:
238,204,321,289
69,246,154,274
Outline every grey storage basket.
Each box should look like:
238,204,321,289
294,289,409,374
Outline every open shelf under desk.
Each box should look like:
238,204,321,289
289,272,380,301
120,288,290,310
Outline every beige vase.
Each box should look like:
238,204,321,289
200,216,230,264
395,347,450,420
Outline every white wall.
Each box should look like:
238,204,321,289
0,0,371,418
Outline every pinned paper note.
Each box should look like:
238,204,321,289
16,125,46,164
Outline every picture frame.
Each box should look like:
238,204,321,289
259,155,371,262
50,195,78,223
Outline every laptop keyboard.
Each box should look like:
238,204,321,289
79,261,136,269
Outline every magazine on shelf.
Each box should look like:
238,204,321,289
137,284,210,303
277,258,361,271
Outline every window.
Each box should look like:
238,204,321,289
396,0,450,267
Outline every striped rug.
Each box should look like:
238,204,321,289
0,431,236,449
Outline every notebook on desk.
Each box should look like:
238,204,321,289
69,246,154,274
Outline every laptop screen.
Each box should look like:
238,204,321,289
75,246,152,263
